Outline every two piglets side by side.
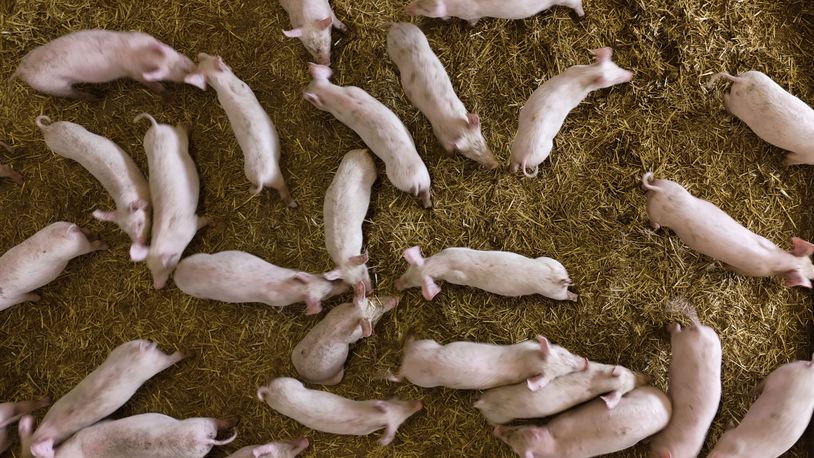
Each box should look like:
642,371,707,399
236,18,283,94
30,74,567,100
389,336,587,390
0,398,50,453
35,116,151,260
292,282,398,385
323,149,376,291
510,48,632,177
650,300,721,458
475,361,649,425
225,438,309,458
708,71,814,166
257,377,422,446
25,340,187,458
0,222,107,312
12,29,197,100
0,143,22,184
185,54,295,207
135,113,206,289
642,172,814,287
494,386,671,458
386,23,496,168
394,246,576,301
304,63,433,208
405,0,584,25
709,357,814,458
279,0,346,65
173,251,348,315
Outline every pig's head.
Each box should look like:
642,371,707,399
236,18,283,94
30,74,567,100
589,47,633,90
324,253,373,293
450,113,498,169
405,0,447,18
525,337,589,391
782,237,814,288
394,246,441,300
249,438,310,458
352,282,399,337
183,53,234,90
493,425,556,458
374,398,423,446
291,272,350,315
283,18,333,66
135,40,197,85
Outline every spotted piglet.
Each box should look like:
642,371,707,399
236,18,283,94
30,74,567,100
0,398,49,453
279,0,346,65
405,0,585,25
225,438,309,458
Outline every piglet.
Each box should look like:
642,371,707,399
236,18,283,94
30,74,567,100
394,246,577,301
387,23,496,168
405,0,585,25
184,53,295,207
389,335,587,390
36,115,151,261
279,0,346,65
642,172,814,287
475,361,649,425
257,377,421,445
0,143,23,184
12,29,197,100
25,340,187,458
225,438,309,458
304,63,433,208
650,299,722,458
0,398,49,454
708,71,814,166
134,113,206,289
709,356,814,458
494,386,671,458
173,250,349,315
0,222,107,312
510,48,632,177
292,282,398,385
323,149,376,291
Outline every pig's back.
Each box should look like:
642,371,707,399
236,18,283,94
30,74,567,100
174,252,276,303
18,30,129,84
477,0,557,19
146,126,199,221
274,389,381,435
434,249,550,295
323,152,375,262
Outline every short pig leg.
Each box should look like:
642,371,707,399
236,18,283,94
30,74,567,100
196,216,210,230
421,276,441,300
0,164,22,184
418,189,432,208
92,209,119,222
269,176,297,208
782,153,807,167
331,11,348,32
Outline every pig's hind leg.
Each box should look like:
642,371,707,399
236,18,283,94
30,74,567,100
27,75,99,101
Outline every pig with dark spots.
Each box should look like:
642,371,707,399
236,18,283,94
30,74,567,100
0,398,49,453
642,172,814,287
0,142,22,184
0,222,107,312
405,0,584,25
279,0,346,65
225,438,309,458
292,282,398,385
257,377,421,446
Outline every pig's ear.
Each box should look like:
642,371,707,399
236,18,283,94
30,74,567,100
283,27,304,38
353,281,367,305
293,272,312,284
783,269,812,288
600,390,622,408
403,246,424,266
323,269,342,281
128,199,148,213
591,47,612,63
373,401,389,413
349,253,369,265
360,319,373,337
610,365,620,377
791,237,814,257
467,112,480,129
526,374,549,391
315,17,333,30
536,336,551,356
421,276,441,300
184,73,207,90
303,91,324,109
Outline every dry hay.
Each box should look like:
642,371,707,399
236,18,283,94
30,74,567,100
2,0,814,456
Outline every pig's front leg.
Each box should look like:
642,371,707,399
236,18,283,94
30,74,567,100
0,164,22,184
331,12,347,32
196,216,210,230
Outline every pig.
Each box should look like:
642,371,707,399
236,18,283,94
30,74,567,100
20,414,237,458
322,149,376,291
292,282,398,385
0,398,50,453
494,386,672,458
35,115,151,261
650,299,722,458
225,438,309,458
304,63,433,208
708,356,814,458
279,0,346,65
11,29,197,100
509,48,633,177
386,23,497,168
173,250,349,315
0,142,23,184
388,335,588,390
405,0,585,25
642,172,814,287
257,377,422,445
183,54,296,207
394,246,577,301
474,362,649,425
25,340,187,457
0,222,107,312
134,113,206,289
707,71,814,166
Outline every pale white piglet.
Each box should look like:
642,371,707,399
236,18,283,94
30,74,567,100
709,356,814,458
173,251,349,315
642,172,814,287
510,48,632,177
650,299,721,458
394,246,577,301
225,438,309,458
279,0,346,65
134,113,206,289
25,340,187,458
708,71,814,166
184,53,296,207
0,143,23,184
292,282,398,385
0,222,107,312
389,335,588,390
405,0,585,25
304,63,433,208
257,377,422,446
12,29,198,100
475,361,649,425
0,398,49,454
386,23,497,168
494,386,672,458
35,116,151,260
323,149,376,291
